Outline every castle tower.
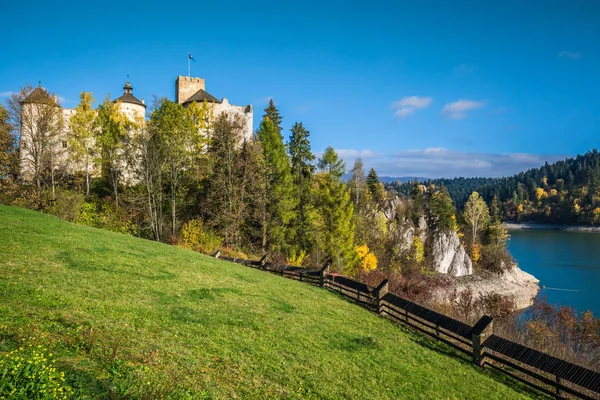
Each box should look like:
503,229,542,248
113,80,146,120
176,76,207,104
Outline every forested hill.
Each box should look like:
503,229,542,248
388,149,600,225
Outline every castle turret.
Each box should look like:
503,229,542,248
113,80,146,120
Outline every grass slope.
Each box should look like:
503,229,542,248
0,206,543,399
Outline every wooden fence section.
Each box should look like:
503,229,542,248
482,334,600,399
379,292,474,356
213,253,600,399
324,275,377,310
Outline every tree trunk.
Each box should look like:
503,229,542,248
85,166,90,197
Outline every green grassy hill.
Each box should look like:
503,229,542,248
0,205,542,399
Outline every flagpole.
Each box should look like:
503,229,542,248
188,54,190,77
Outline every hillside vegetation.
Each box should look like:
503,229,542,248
390,150,600,225
0,206,543,399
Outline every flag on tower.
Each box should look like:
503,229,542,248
189,53,196,62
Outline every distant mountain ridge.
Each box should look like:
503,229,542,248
343,174,427,184
388,149,600,226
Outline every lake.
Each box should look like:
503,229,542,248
508,229,600,316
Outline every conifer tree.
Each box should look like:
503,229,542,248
263,99,282,133
366,168,380,195
314,147,355,271
430,185,457,231
288,122,315,256
256,105,294,255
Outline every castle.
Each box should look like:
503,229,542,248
19,75,253,182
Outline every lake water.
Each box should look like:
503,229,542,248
508,229,600,316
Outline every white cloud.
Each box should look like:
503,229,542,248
441,99,485,120
558,51,581,60
0,91,14,98
390,96,432,118
334,147,567,178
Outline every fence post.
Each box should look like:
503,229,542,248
471,315,494,366
374,279,389,314
259,255,268,270
319,263,330,287
214,250,221,259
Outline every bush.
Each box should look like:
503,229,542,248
75,200,138,236
0,345,73,399
47,190,85,222
179,219,222,255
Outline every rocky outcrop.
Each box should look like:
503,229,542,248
431,230,473,277
446,264,540,310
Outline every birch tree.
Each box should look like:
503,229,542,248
464,191,490,245
7,86,64,207
68,92,97,196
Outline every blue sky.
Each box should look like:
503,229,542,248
2,0,599,178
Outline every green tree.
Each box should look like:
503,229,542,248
349,159,369,209
256,112,294,255
95,97,130,208
239,137,268,252
288,122,316,255
149,98,196,238
205,113,245,247
314,147,355,271
8,86,65,207
430,185,457,231
263,99,282,133
0,104,18,200
464,191,490,245
68,92,97,196
366,167,385,201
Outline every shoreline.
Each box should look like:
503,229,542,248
504,222,600,233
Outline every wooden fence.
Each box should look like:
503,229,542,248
213,252,600,399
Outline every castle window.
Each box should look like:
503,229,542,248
62,141,68,149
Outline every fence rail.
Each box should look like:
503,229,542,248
213,252,600,399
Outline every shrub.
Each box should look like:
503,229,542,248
355,245,377,272
179,219,222,255
0,345,73,399
47,190,85,222
287,250,307,267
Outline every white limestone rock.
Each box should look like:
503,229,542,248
431,230,473,277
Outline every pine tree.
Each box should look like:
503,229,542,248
430,185,457,231
288,122,315,256
256,114,294,255
263,99,282,134
366,168,380,195
314,147,355,271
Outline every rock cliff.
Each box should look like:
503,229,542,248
446,264,540,310
431,230,473,277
